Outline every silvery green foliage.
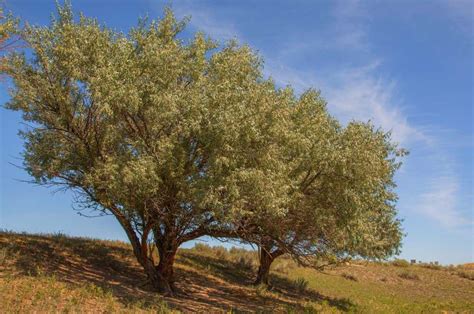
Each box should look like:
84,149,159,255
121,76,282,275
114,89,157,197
6,5,290,221
1,8,19,71
236,88,405,267
4,5,298,291
4,2,405,289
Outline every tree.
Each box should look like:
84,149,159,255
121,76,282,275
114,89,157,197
3,3,295,295
212,89,405,285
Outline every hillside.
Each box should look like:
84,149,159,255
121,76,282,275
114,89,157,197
0,231,473,313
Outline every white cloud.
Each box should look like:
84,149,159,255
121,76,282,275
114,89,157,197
329,0,370,51
264,59,426,145
418,175,471,228
322,64,428,145
172,1,241,42
443,0,474,33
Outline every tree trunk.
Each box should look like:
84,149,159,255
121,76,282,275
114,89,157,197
142,263,174,295
255,247,274,285
108,207,194,296
111,213,174,294
150,243,178,295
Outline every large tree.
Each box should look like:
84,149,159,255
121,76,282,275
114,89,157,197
3,4,291,294
4,3,405,295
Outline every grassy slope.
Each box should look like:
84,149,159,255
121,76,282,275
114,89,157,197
0,231,473,313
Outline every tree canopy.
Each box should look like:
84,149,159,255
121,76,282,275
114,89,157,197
3,3,405,294
210,89,405,284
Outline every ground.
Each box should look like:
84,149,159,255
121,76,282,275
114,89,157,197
0,231,473,313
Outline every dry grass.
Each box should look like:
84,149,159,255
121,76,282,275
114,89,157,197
0,275,172,313
1,231,473,313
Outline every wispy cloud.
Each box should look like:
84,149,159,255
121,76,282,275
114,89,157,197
442,0,473,33
172,1,241,42
329,0,369,51
418,175,471,228
264,60,427,145
261,0,426,146
322,64,427,145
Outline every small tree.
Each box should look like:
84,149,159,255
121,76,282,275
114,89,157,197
3,4,292,294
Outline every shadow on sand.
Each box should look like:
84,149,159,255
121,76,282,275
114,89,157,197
2,233,355,312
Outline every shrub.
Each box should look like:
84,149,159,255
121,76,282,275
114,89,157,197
457,270,474,281
420,263,442,270
255,284,270,297
51,231,68,240
0,247,8,265
213,246,229,260
292,277,309,294
193,243,212,252
80,283,113,299
228,248,257,270
272,259,297,274
398,271,420,280
126,295,171,313
229,247,257,258
392,259,410,267
236,255,254,271
229,246,247,255
446,264,457,272
342,272,358,281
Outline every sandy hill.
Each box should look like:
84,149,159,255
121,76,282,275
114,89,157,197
0,231,473,313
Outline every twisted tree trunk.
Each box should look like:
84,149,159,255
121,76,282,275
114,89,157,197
110,210,178,295
255,248,274,285
154,245,177,295
254,245,284,285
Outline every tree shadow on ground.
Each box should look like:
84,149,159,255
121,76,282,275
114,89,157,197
1,233,355,312
2,233,151,301
179,251,355,312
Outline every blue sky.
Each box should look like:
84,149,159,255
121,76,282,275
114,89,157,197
1,0,472,264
